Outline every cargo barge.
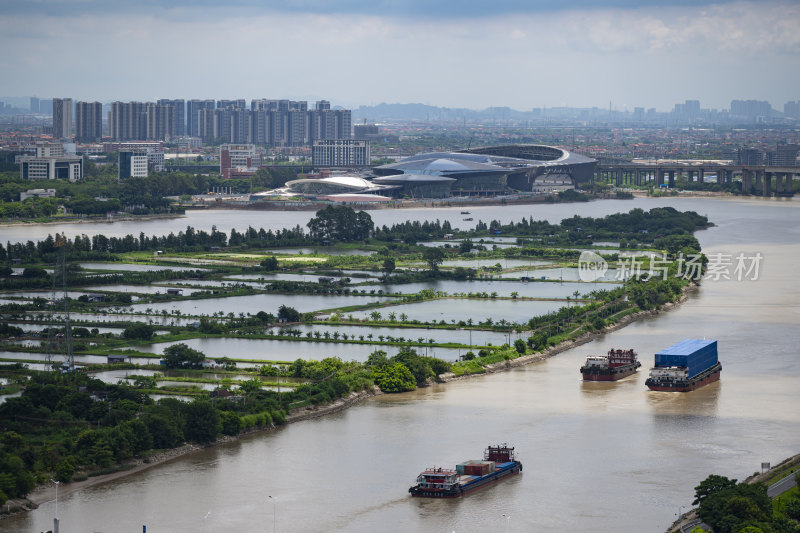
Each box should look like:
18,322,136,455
408,444,522,498
645,339,721,392
580,348,641,381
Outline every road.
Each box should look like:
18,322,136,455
768,472,798,498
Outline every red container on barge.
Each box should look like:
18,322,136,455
580,348,641,381
408,444,522,498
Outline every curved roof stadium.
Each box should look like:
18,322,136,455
282,175,388,196
374,145,596,196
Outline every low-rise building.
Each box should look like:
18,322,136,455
220,144,263,179
20,188,56,201
119,150,149,178
104,141,165,171
19,155,83,181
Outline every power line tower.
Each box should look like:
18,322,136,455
45,235,74,372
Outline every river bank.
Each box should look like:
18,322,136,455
2,283,695,521
3,387,382,519
664,452,800,533
438,283,695,383
0,212,184,228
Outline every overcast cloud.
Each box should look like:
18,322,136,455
1,0,798,111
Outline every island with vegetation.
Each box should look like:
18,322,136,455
0,205,711,514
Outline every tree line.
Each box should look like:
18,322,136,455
2,206,710,266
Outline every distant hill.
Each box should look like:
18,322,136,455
353,103,537,122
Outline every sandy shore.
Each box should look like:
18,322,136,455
3,285,694,519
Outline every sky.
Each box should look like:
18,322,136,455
1,0,799,112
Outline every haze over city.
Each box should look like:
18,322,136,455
2,0,799,111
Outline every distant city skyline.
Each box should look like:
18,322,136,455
1,0,798,111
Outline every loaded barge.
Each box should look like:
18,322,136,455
645,339,721,392
408,444,522,498
580,348,641,381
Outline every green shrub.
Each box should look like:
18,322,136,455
371,363,416,393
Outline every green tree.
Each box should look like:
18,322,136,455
382,257,396,278
219,411,242,436
239,378,262,395
514,339,527,355
366,350,389,367
391,350,434,387
162,343,205,369
698,481,771,533
123,322,155,340
182,401,220,444
423,247,445,272
143,414,183,448
277,305,301,323
784,498,800,520
260,256,279,271
693,474,738,505
307,205,373,242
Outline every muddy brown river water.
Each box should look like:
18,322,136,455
2,196,799,532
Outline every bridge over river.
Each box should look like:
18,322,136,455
595,161,798,196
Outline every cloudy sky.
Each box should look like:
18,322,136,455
1,0,798,111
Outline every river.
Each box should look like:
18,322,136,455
3,196,799,532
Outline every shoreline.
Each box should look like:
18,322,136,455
438,283,695,383
2,284,695,520
0,212,185,229
664,451,800,533
4,387,381,519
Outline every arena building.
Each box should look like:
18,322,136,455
372,145,596,197
261,144,596,202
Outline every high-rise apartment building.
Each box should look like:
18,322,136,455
75,101,103,142
730,100,772,121
109,101,146,141
104,97,349,145
39,99,53,115
309,100,351,142
145,102,175,141
52,98,73,140
187,99,215,137
217,99,246,110
109,101,179,141
30,97,40,113
157,99,185,136
785,101,800,120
